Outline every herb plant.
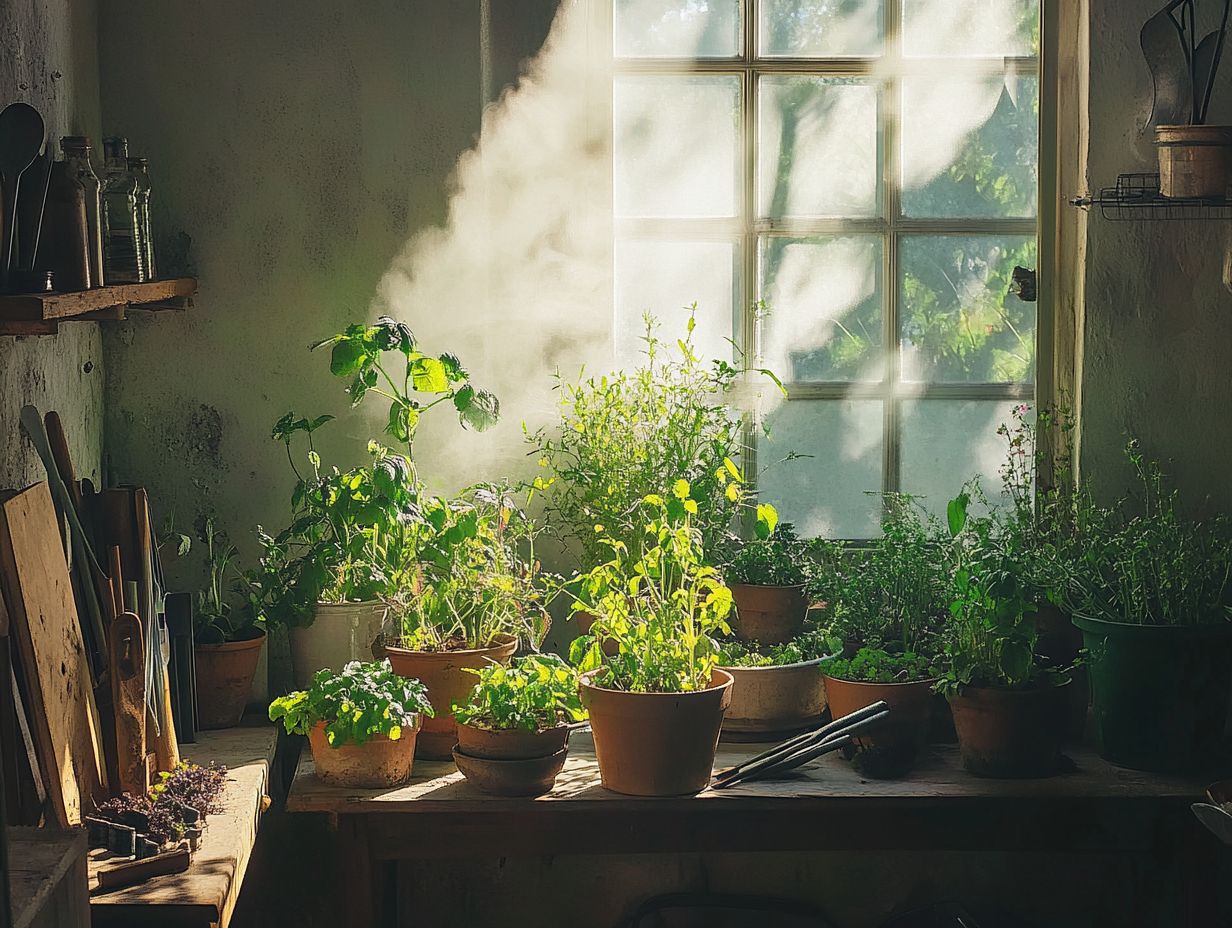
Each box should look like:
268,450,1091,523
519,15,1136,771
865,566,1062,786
720,522,809,587
822,647,938,684
192,519,264,645
570,481,756,693
718,627,834,667
268,659,434,747
96,762,229,847
453,653,587,732
529,306,784,568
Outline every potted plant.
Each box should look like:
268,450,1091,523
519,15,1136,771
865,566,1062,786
719,521,810,645
260,317,499,688
268,659,433,788
190,519,267,729
382,483,554,759
570,482,769,796
717,627,833,740
451,653,587,796
940,492,1072,779
1143,0,1232,197
1066,444,1232,773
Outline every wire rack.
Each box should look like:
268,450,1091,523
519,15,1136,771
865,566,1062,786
1070,173,1232,220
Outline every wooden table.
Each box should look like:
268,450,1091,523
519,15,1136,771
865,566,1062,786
286,732,1216,927
89,720,279,928
8,827,89,928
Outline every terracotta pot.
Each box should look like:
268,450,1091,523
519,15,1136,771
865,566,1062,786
1156,124,1232,198
385,635,518,760
720,658,827,740
573,610,618,656
580,668,732,796
729,584,807,645
194,630,266,730
289,601,387,689
453,746,568,797
456,722,572,760
307,718,420,788
948,680,1071,778
823,675,935,778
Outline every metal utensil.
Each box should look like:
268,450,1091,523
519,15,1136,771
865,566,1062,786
23,146,53,270
1142,0,1194,126
0,103,45,286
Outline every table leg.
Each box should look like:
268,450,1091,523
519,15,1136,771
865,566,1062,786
338,816,375,928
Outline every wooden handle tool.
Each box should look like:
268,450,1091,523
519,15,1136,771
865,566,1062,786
93,846,190,892
109,611,148,796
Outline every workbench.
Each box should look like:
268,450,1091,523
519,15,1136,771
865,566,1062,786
89,719,279,928
285,731,1220,927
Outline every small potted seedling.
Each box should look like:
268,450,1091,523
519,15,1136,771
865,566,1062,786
451,653,588,796
269,659,433,788
716,628,833,740
720,521,809,645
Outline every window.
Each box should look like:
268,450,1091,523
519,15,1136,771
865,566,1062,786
612,0,1041,537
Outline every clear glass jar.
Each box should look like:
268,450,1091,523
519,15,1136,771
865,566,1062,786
60,136,106,287
128,157,156,281
101,137,145,283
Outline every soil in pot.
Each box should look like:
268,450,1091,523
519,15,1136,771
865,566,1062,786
385,635,518,760
194,629,266,730
453,747,568,797
720,659,827,741
1074,616,1232,773
947,679,1071,778
289,601,387,689
823,675,935,778
456,723,572,760
729,584,807,646
308,719,420,788
580,668,733,796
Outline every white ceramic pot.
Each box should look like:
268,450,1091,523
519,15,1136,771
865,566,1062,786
289,601,388,689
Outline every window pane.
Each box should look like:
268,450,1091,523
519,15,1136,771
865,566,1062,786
759,235,883,382
903,0,1038,57
901,75,1038,219
615,76,741,218
900,399,1021,520
899,235,1036,383
614,0,741,58
759,0,884,57
759,399,884,538
758,77,879,219
615,239,736,364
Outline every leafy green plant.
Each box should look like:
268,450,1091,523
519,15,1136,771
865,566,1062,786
1064,443,1232,626
268,659,434,747
822,647,937,684
719,522,809,587
387,483,556,651
717,627,834,668
529,306,784,569
453,653,586,732
570,481,753,693
192,519,264,644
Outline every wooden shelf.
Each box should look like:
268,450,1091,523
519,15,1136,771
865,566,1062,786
0,278,197,336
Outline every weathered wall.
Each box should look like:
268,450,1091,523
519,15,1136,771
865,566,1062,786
1082,0,1232,515
0,0,104,491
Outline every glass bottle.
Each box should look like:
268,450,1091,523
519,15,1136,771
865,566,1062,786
60,136,105,287
128,157,156,281
101,137,144,283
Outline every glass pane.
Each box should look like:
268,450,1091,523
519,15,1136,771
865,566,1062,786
614,239,736,364
615,76,741,218
899,234,1036,383
903,0,1038,57
758,399,884,538
759,235,883,382
758,77,879,219
615,0,741,58
759,0,884,57
901,75,1038,219
900,399,1023,520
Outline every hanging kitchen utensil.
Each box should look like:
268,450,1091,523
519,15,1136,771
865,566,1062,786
1194,1,1232,124
1143,0,1195,126
0,103,45,288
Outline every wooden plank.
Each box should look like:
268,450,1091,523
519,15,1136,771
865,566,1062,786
0,484,106,827
285,732,1209,816
0,278,197,322
8,827,89,928
89,722,278,928
109,612,147,796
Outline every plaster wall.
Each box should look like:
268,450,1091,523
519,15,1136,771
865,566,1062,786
1082,0,1232,514
0,0,104,491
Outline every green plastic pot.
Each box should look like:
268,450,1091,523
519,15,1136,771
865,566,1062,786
1073,615,1232,773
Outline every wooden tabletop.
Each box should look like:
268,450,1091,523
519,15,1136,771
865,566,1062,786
89,720,279,928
